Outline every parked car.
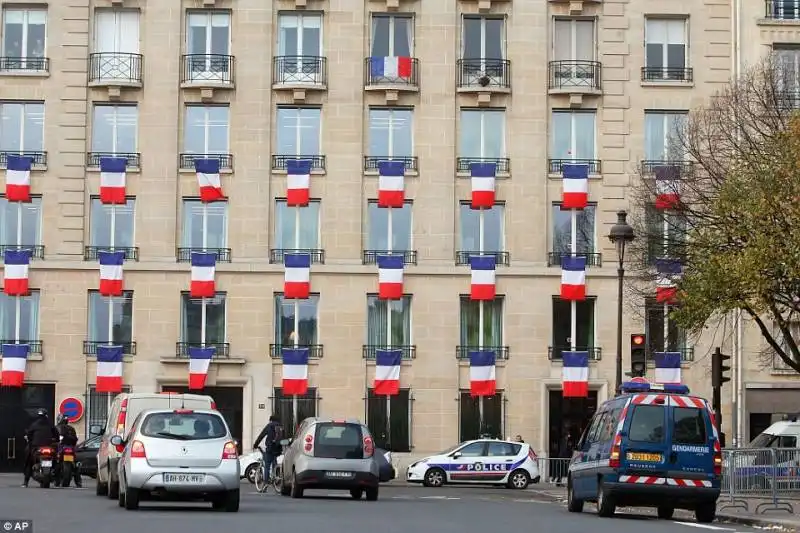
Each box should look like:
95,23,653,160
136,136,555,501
76,435,102,478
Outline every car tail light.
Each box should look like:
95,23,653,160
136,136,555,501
115,398,128,436
363,435,374,458
527,447,538,460
222,441,238,460
210,401,217,410
303,433,314,454
609,435,622,469
130,440,146,458
39,447,53,455
173,409,194,414
713,441,722,476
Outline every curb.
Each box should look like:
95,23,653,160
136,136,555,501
717,512,799,531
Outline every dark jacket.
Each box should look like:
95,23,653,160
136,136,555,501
26,418,59,448
57,423,79,447
254,421,282,452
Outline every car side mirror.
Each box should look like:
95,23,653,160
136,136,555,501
109,435,124,452
280,439,290,445
89,424,102,436
452,452,462,459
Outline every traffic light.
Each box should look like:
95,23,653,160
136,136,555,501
712,348,731,388
630,334,647,377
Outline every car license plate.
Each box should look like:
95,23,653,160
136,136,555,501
41,460,52,467
164,473,205,484
325,471,354,479
63,456,74,462
626,452,662,462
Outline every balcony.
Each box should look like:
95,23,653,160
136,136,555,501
764,0,800,20
548,158,601,175
83,341,137,356
640,160,694,177
641,67,693,83
86,152,140,170
84,246,139,262
362,250,417,266
456,58,511,100
363,156,418,174
456,157,511,176
87,53,143,89
176,247,232,263
646,347,694,363
548,346,602,360
363,57,420,98
455,251,510,266
548,61,602,103
362,345,416,360
0,56,49,75
271,155,326,173
547,251,602,268
269,248,326,265
269,344,324,359
456,345,510,361
0,340,43,355
0,151,47,170
272,56,327,99
175,342,231,358
180,54,235,92
0,245,45,260
180,153,233,171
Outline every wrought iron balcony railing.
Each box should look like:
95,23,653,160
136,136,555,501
88,53,143,84
84,246,139,261
548,60,602,90
269,344,324,359
86,152,140,169
271,154,326,172
364,57,420,87
181,54,235,85
179,153,233,171
456,58,511,90
362,250,417,266
547,252,602,268
272,56,327,86
455,251,510,266
83,341,137,356
0,151,47,168
765,0,800,19
456,157,511,174
0,56,49,72
0,340,43,354
641,67,693,82
175,342,231,358
363,156,418,173
0,245,44,259
548,158,601,175
269,248,326,265
456,345,510,360
548,346,603,360
640,160,694,176
176,247,232,263
362,345,416,360
645,347,694,362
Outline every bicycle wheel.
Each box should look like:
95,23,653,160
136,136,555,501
254,463,268,493
271,466,283,494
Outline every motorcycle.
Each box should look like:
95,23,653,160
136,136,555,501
32,446,55,488
55,445,77,487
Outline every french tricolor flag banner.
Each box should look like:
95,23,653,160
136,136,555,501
195,158,225,202
562,164,589,209
654,165,681,210
469,350,496,397
99,157,127,204
562,351,589,398
5,155,32,202
190,252,216,298
469,255,496,301
374,349,402,396
654,351,682,384
286,159,312,207
282,347,309,395
470,162,496,209
1,343,29,387
98,250,124,297
377,254,403,300
655,258,682,303
3,249,31,296
560,256,586,301
370,56,412,79
284,253,311,299
377,160,405,208
95,345,124,393
188,346,215,390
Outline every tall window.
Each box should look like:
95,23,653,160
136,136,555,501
645,206,686,263
366,201,412,252
459,109,505,160
644,112,687,161
553,19,594,62
184,105,229,155
774,46,800,98
274,294,319,346
645,19,688,79
274,199,320,250
366,388,411,452
91,105,138,155
645,298,687,355
89,198,135,249
277,13,322,80
93,10,139,54
273,387,317,432
551,203,596,257
275,107,321,156
461,16,504,83
180,292,226,344
366,295,412,347
87,290,133,345
551,110,595,161
368,108,413,158
459,295,503,347
0,291,39,343
460,391,503,441
371,14,412,57
1,9,46,69
458,201,504,252
181,199,227,249
0,196,41,246
0,102,45,154
186,11,230,79
551,296,596,359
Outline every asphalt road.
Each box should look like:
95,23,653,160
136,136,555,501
0,475,772,533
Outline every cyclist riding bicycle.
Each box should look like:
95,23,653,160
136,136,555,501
253,415,284,479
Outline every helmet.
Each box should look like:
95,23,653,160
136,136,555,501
56,414,68,425
36,408,47,418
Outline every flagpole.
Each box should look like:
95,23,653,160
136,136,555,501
292,205,300,426
14,203,22,346
201,202,207,352
385,205,393,449
570,209,577,354
106,204,117,410
477,207,485,434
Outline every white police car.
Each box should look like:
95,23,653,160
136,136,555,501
406,438,540,489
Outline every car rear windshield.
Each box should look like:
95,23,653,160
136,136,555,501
628,405,666,443
313,423,365,459
672,407,707,445
140,412,227,440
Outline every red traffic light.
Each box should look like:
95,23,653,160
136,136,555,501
631,334,645,345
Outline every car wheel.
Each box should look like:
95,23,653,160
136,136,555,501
695,502,716,523
350,489,363,499
365,487,379,501
96,479,108,496
280,479,291,496
507,469,530,490
423,467,445,488
118,476,126,508
658,506,675,520
124,487,139,510
244,463,258,484
567,477,584,513
596,480,616,518
290,471,303,499
218,489,239,512
108,469,119,499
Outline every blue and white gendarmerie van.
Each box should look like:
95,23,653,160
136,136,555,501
406,438,541,489
567,381,722,523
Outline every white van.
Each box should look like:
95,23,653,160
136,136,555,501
749,420,800,449
90,392,214,499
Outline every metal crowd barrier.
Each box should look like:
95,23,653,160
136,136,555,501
721,448,800,514
536,457,572,484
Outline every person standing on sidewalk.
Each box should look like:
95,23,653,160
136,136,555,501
555,433,573,486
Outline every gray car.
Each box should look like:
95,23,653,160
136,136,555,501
280,417,381,500
110,408,240,512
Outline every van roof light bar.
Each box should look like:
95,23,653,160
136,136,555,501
619,381,690,395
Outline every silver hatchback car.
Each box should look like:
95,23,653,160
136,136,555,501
281,417,381,500
110,408,240,511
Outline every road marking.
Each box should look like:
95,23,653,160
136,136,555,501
420,496,448,500
674,522,737,531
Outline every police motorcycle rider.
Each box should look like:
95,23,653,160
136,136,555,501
22,408,59,488
55,414,82,488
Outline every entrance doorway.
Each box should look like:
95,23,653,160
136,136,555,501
0,384,56,472
548,390,598,458
161,386,244,453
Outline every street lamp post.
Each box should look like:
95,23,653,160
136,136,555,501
608,210,635,395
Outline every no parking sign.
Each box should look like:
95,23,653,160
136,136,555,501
58,397,84,423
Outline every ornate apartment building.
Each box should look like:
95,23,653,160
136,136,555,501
0,0,798,469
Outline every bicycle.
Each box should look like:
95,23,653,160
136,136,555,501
254,447,283,494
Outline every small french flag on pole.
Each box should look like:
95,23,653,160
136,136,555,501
284,253,311,299
377,255,404,300
655,258,682,303
469,350,496,397
470,255,496,301
282,347,309,395
188,346,215,390
561,164,589,209
377,160,405,208
195,158,225,203
654,352,682,384
1,343,29,387
470,162,496,209
3,249,31,296
370,56,412,79
655,165,681,210
560,256,586,301
98,251,125,297
99,157,127,204
95,345,124,393
190,252,216,298
374,349,402,396
286,159,312,207
562,351,589,398
5,155,32,202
